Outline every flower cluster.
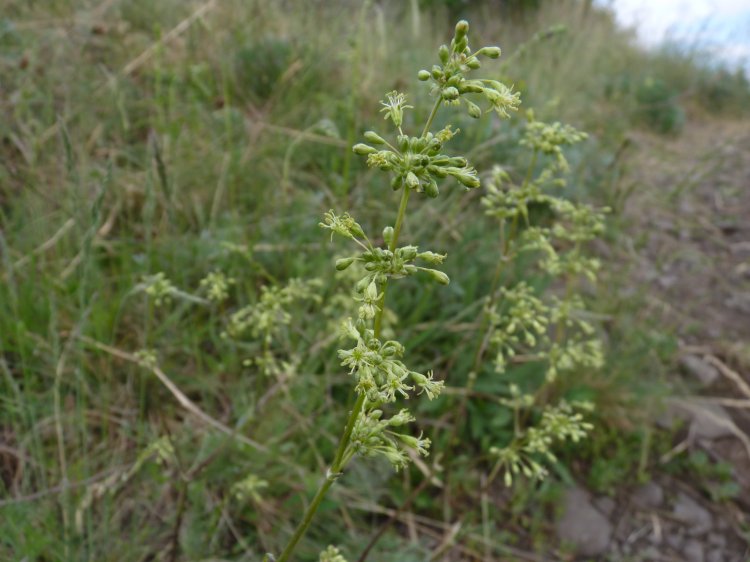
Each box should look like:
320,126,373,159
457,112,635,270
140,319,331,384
141,272,177,307
490,401,593,487
351,20,519,199
353,120,479,197
417,20,521,119
223,278,322,344
322,210,451,319
231,473,269,503
521,113,588,171
338,320,443,404
479,115,606,485
199,270,235,303
345,408,431,470
319,546,348,562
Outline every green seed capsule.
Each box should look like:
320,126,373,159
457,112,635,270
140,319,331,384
417,69,431,81
336,257,356,271
438,44,450,64
446,74,462,87
424,179,439,198
391,175,403,191
383,226,394,246
467,100,481,118
425,268,450,285
460,82,484,94
455,20,469,40
431,65,444,79
428,165,448,178
353,143,376,155
480,46,501,59
399,246,418,260
442,87,459,101
405,171,419,189
456,172,480,188
466,57,480,69
364,131,386,144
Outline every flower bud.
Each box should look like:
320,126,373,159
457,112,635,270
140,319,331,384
446,74,462,87
428,165,447,179
417,69,431,81
383,226,394,246
365,281,378,300
352,143,376,155
405,171,419,189
418,251,446,264
466,57,480,69
478,46,501,59
424,179,439,198
399,245,418,260
438,44,450,64
425,268,450,285
460,82,484,94
454,20,469,41
391,175,402,191
355,276,370,293
336,257,356,271
466,100,482,119
442,87,459,101
456,171,480,188
363,131,386,144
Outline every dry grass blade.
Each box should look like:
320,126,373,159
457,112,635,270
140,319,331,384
705,355,750,399
78,336,269,453
39,0,218,145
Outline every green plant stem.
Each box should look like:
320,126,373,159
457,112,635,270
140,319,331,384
276,475,336,562
276,393,366,562
422,98,442,137
373,186,410,338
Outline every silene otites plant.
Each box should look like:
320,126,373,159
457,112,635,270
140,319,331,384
136,20,609,561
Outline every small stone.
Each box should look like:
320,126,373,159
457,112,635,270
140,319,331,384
707,533,726,548
632,482,664,509
683,539,705,562
689,404,734,440
680,355,719,386
661,401,736,439
707,549,725,562
594,495,616,517
666,528,685,551
555,486,614,557
673,493,713,536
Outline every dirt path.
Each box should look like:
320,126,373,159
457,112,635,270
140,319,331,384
604,117,750,561
624,118,750,343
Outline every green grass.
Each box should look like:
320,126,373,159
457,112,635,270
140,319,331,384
1,1,748,560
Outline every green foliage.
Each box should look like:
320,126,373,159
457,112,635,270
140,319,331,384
666,450,741,502
634,76,685,135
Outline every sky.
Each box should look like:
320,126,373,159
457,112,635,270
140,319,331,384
596,0,750,72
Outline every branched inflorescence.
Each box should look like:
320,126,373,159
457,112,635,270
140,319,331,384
313,20,520,476
275,20,520,562
479,113,607,487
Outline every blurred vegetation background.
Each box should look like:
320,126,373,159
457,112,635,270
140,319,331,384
1,0,749,560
